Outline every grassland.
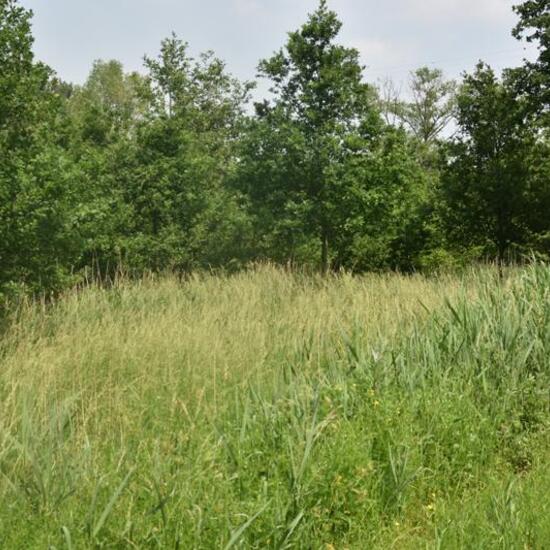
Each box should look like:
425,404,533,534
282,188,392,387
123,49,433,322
0,265,549,548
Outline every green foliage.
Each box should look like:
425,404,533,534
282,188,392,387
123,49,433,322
1,266,550,547
68,59,147,145
1,0,550,296
391,67,456,145
252,0,383,271
2,0,550,544
0,0,48,150
59,37,254,277
0,0,80,297
441,63,545,262
123,35,254,271
513,0,550,121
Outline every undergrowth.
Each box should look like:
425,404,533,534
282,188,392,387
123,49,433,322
0,265,548,548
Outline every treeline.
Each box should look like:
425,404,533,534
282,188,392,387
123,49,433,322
1,0,549,297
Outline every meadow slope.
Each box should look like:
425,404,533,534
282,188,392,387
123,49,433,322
0,266,549,548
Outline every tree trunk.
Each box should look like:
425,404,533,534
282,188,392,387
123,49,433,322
321,231,330,274
497,239,507,281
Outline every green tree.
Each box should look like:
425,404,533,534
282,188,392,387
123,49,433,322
0,0,80,296
251,0,380,272
123,35,253,271
441,63,537,263
513,0,550,120
331,127,432,272
62,60,148,276
68,59,147,146
0,0,46,149
393,67,456,145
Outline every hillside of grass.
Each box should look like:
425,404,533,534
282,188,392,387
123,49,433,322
0,265,549,548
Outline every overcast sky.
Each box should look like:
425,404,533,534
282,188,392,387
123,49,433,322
21,0,537,96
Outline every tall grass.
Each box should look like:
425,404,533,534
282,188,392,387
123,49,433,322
0,264,548,548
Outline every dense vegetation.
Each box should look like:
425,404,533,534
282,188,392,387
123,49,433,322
1,0,550,298
2,2,550,547
0,265,549,547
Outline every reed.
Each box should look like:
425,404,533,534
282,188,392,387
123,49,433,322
0,264,548,548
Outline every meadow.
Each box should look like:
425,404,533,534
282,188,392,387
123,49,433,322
0,265,549,548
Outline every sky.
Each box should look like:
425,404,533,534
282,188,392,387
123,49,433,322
21,0,538,97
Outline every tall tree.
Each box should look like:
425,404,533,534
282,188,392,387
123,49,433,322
0,0,50,149
68,59,147,145
513,0,550,120
395,67,456,144
250,0,379,271
61,61,147,276
0,0,80,296
441,63,537,263
124,35,253,271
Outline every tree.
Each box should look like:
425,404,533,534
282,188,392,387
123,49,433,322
123,35,253,271
393,67,456,145
68,59,147,145
55,60,147,278
0,0,80,296
377,77,402,127
330,127,432,272
0,0,53,149
441,63,537,263
513,0,550,120
249,0,380,272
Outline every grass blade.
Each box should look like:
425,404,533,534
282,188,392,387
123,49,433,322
92,468,135,539
224,504,267,550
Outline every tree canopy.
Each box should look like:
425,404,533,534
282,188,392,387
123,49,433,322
1,0,549,298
